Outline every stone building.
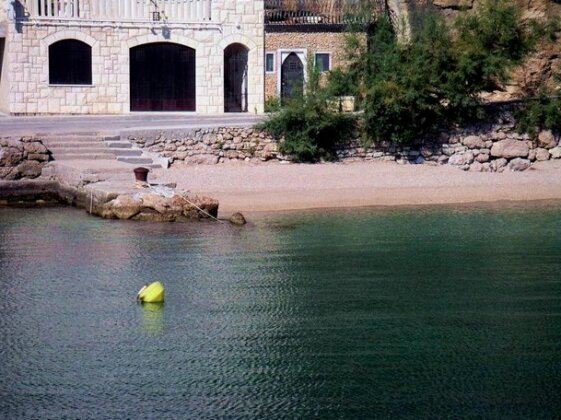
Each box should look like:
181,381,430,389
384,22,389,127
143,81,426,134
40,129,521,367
0,0,264,115
0,0,409,115
263,0,408,101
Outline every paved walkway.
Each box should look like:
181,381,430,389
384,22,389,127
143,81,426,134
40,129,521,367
0,113,265,136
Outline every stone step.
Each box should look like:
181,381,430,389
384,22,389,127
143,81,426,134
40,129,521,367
42,136,103,144
106,141,133,149
111,149,144,157
102,135,121,141
47,142,106,149
51,148,111,155
53,153,116,161
116,156,155,165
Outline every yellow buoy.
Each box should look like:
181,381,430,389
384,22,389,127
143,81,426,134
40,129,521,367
137,281,165,303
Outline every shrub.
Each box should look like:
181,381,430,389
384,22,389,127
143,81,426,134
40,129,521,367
354,0,542,144
258,62,356,162
515,94,561,137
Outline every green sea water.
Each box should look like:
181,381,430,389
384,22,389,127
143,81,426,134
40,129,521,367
0,205,560,419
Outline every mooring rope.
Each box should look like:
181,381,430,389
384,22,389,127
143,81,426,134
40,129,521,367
177,195,224,224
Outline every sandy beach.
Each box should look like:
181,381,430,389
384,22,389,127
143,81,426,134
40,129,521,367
154,159,561,216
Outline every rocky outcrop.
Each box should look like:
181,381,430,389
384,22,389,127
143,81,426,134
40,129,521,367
99,188,218,222
0,137,51,180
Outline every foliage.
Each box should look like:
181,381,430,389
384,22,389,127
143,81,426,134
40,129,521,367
515,94,561,137
264,96,281,113
326,68,357,97
258,61,356,162
345,0,544,144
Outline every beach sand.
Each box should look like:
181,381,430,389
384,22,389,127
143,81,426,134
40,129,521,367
154,160,561,217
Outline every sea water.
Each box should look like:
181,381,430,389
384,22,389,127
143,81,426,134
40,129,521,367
0,205,560,419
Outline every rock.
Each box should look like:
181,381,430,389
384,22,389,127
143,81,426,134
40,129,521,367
538,130,558,149
462,135,486,149
490,158,508,173
229,212,247,225
23,141,48,154
475,153,490,163
184,155,220,165
16,160,43,178
469,161,484,172
490,139,529,159
0,167,18,180
414,156,426,165
549,146,561,159
103,194,143,220
437,155,449,165
27,153,50,162
535,148,550,161
448,151,474,166
508,158,531,172
0,147,24,167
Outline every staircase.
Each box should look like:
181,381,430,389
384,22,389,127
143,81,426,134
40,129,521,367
42,133,165,168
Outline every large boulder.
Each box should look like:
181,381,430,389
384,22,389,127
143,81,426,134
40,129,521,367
490,139,529,159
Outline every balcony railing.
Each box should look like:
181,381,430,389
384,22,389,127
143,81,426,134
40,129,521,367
265,0,385,26
20,0,213,22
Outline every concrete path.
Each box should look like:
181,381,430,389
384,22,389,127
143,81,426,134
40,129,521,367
0,113,265,136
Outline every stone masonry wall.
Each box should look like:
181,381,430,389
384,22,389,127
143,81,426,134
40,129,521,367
0,137,51,180
5,0,264,115
265,31,352,99
128,114,560,172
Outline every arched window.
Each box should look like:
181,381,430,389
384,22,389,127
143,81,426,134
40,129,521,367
49,40,92,85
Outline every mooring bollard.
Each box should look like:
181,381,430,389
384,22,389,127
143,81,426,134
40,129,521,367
133,167,150,183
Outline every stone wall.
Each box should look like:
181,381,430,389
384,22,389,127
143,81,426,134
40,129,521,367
128,115,560,172
4,0,264,114
127,128,284,165
0,137,51,179
264,31,351,99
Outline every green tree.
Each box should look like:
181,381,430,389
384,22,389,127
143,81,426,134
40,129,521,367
359,0,541,144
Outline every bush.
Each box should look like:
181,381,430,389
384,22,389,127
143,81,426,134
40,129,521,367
515,94,561,137
352,0,542,144
258,62,356,162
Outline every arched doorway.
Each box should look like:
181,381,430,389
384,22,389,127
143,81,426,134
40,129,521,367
281,52,304,100
130,42,196,112
224,43,249,113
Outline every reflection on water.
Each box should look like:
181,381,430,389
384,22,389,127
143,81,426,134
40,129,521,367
0,205,561,419
140,303,164,335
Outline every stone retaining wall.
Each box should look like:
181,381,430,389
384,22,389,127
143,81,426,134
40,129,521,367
127,128,285,165
127,115,560,172
0,137,51,180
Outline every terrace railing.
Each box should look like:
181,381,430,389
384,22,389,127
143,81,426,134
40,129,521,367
20,0,213,22
265,0,386,26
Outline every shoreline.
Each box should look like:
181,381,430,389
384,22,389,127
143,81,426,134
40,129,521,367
2,159,561,220
154,160,561,217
